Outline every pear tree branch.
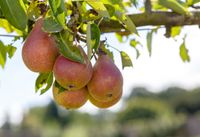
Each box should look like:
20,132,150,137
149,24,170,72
1,11,200,34
99,11,200,33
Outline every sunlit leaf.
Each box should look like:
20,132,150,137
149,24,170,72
0,19,14,33
0,19,23,35
86,0,110,18
6,45,16,58
115,11,138,34
130,39,141,59
130,39,139,48
187,0,200,5
120,51,133,69
171,26,181,38
179,41,190,62
0,0,27,30
158,0,190,15
27,0,41,21
104,4,115,17
35,72,54,95
147,31,153,56
115,33,123,43
0,41,7,68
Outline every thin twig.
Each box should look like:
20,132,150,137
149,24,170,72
137,26,165,31
191,5,200,9
107,44,121,52
77,34,86,43
97,17,104,26
92,51,97,61
0,34,22,37
145,0,152,13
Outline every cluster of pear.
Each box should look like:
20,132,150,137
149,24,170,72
22,18,123,109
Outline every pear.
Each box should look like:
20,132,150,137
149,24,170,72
87,54,123,102
89,91,122,109
53,47,93,90
22,18,59,73
53,83,88,109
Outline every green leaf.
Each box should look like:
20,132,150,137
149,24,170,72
48,0,66,28
86,23,92,60
130,39,139,48
101,44,114,62
54,80,66,93
179,41,190,62
0,0,27,30
48,0,59,15
0,19,14,33
87,23,101,51
130,39,141,59
6,45,16,58
171,26,181,38
13,36,21,42
87,23,100,59
55,32,84,63
27,0,41,21
187,0,200,5
158,0,191,15
35,72,54,95
0,41,7,68
104,4,115,17
115,33,123,43
115,11,138,34
86,0,110,18
43,17,63,33
120,51,133,69
0,19,23,35
147,31,153,56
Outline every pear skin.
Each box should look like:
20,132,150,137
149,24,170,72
22,18,59,72
89,91,122,108
53,84,88,109
87,54,123,102
53,48,93,90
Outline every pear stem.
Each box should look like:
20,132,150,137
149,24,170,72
107,45,121,52
92,51,97,61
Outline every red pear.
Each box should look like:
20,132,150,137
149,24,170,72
22,18,59,73
53,48,93,90
53,84,88,109
89,91,122,109
87,54,123,102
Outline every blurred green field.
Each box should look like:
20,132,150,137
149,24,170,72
1,86,200,137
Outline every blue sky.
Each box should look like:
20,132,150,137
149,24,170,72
1,25,200,126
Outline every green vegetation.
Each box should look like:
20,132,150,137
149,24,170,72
2,86,200,137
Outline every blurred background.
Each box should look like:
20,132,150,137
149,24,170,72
1,25,200,137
